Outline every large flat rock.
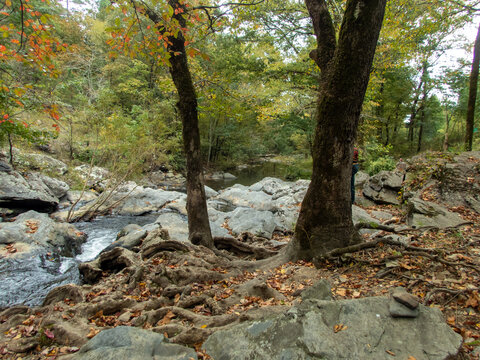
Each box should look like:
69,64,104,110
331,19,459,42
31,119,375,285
71,326,197,360
204,296,462,360
0,171,67,212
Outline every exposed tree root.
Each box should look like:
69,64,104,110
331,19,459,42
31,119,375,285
213,236,278,259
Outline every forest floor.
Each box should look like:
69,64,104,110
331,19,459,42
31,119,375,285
2,200,480,359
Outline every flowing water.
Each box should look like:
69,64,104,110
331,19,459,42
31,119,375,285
0,214,158,308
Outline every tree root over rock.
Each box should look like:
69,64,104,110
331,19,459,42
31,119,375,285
0,232,298,359
214,236,278,260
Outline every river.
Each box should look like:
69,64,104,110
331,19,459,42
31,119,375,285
0,161,299,308
204,161,292,190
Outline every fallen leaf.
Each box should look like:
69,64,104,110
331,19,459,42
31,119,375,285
333,324,347,333
86,327,99,339
43,329,55,339
386,349,396,356
59,346,79,354
174,293,181,304
158,310,176,325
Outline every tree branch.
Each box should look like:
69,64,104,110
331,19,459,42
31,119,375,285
304,0,336,71
193,1,265,11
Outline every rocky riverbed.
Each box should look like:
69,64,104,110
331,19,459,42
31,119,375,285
0,150,480,359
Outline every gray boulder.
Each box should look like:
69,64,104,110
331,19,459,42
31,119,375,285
155,209,231,243
273,203,300,233
223,172,237,180
4,149,68,175
249,177,290,195
204,185,218,199
227,207,276,238
155,212,189,243
204,296,462,360
205,172,236,181
0,210,86,256
205,172,224,180
112,187,184,216
71,326,197,360
271,179,309,202
363,170,404,205
35,173,69,199
216,184,275,211
352,206,381,225
407,198,468,229
66,190,99,204
0,160,12,172
0,171,67,212
436,152,480,211
74,165,111,188
103,228,147,252
355,171,370,188
166,194,187,215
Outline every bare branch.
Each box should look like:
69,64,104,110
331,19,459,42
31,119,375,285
193,1,265,11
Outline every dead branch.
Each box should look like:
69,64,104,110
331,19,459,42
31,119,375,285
403,250,480,274
425,287,478,304
355,222,398,232
323,236,442,259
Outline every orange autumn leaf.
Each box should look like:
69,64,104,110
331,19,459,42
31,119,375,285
86,328,99,339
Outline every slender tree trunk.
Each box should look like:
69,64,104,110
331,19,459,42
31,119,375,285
417,117,424,153
443,106,450,152
69,117,74,160
407,77,425,142
7,132,14,167
385,124,389,145
417,84,427,153
288,0,386,260
465,22,480,151
377,82,384,140
144,1,213,248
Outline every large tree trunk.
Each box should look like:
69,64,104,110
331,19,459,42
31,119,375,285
144,1,213,248
288,0,386,260
465,22,480,151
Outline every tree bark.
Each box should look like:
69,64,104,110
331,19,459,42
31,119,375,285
417,81,427,153
465,22,480,151
288,0,386,260
144,0,213,248
407,79,423,142
443,106,450,152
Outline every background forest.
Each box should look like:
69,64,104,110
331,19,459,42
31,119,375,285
1,0,479,181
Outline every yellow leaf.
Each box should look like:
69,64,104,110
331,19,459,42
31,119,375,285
201,324,207,328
